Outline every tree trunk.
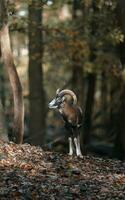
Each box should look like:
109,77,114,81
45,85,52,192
71,65,84,107
101,71,108,127
113,71,125,159
0,0,24,144
0,62,5,107
83,73,96,146
71,0,84,108
117,0,125,68
0,99,8,142
28,0,46,145
113,0,125,159
82,0,97,148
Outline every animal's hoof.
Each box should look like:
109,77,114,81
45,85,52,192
78,154,83,158
68,153,73,156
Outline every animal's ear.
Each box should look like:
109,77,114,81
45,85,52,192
56,88,61,95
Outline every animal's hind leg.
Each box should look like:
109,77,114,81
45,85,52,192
77,134,83,158
65,124,74,156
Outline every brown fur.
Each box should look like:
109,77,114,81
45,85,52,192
59,101,82,127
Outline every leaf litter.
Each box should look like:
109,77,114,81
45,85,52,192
0,140,125,200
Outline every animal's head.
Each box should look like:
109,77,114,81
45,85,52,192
48,88,77,109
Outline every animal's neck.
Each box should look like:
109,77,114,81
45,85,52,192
59,103,63,113
59,102,70,114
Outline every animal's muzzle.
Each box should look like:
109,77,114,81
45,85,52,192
48,99,58,109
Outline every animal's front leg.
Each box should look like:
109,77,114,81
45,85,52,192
77,134,83,158
68,137,73,155
74,130,83,158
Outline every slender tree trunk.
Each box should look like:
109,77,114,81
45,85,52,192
0,62,5,107
0,99,8,142
0,0,24,144
113,0,125,159
117,0,125,69
109,74,120,136
0,61,8,141
28,0,46,145
113,71,125,159
71,65,84,107
101,71,108,127
82,0,97,148
71,0,84,107
83,73,96,146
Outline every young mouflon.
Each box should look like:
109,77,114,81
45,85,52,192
48,88,83,158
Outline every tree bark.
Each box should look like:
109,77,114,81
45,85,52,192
0,0,24,144
0,62,5,107
113,0,125,159
28,0,46,145
101,70,108,127
113,71,125,159
71,0,84,108
0,99,9,142
83,73,96,146
82,0,97,148
117,0,125,68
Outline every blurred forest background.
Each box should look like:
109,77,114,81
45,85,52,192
0,0,125,159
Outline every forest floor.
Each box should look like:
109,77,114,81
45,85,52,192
0,140,125,200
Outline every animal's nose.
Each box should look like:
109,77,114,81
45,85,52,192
48,99,56,108
48,102,52,108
